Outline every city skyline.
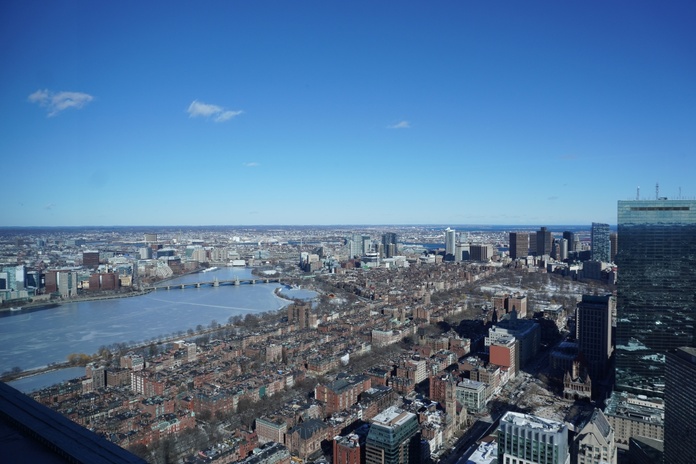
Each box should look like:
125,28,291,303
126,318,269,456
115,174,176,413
2,1,695,227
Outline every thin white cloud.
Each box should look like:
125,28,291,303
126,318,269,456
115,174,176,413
243,162,259,167
188,100,243,122
216,110,243,122
188,100,222,117
28,89,94,116
388,120,411,129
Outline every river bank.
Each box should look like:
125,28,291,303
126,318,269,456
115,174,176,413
1,362,73,383
0,266,213,315
3,288,316,386
1,320,230,385
0,267,317,383
1,294,305,391
0,290,152,316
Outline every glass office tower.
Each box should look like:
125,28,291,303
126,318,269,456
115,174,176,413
591,222,611,263
615,199,696,396
664,347,696,463
365,407,420,464
382,232,398,258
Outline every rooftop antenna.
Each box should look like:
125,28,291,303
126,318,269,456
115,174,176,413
636,186,640,201
679,187,682,199
656,182,659,200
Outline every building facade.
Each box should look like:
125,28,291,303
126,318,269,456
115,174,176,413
615,199,696,396
574,409,616,464
489,336,519,378
563,231,575,252
82,251,100,268
509,232,529,260
444,228,456,260
381,233,398,259
536,227,553,257
603,391,664,450
315,375,371,417
576,294,614,396
365,407,420,464
286,419,327,460
609,232,618,262
334,434,363,464
497,412,569,464
469,244,494,262
486,314,540,369
664,346,696,464
591,222,611,263
455,379,487,413
44,269,79,298
347,234,366,259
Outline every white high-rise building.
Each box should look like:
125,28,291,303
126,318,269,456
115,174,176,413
559,238,568,261
347,234,364,258
445,228,456,259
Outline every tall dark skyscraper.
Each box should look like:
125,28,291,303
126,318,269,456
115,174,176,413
664,347,696,463
563,231,575,252
381,232,398,258
591,222,611,263
509,232,529,260
536,227,552,257
576,294,615,398
615,199,696,396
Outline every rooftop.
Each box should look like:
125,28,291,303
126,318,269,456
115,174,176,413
501,412,566,433
458,379,486,390
372,406,415,429
466,441,498,464
604,391,664,424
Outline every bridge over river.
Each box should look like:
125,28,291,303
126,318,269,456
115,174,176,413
146,276,282,291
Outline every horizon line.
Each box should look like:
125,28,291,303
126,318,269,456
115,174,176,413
0,223,612,229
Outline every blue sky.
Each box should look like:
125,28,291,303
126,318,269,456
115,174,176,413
2,1,694,227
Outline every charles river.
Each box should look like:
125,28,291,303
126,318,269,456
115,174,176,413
1,267,315,393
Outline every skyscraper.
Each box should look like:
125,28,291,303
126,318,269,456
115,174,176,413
615,199,696,396
558,238,568,261
444,227,456,260
509,232,529,260
591,222,611,263
536,227,552,257
563,231,575,252
664,347,696,463
365,406,420,464
576,294,615,397
382,233,398,258
347,234,365,258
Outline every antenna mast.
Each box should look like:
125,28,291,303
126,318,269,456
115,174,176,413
636,186,640,201
656,182,659,200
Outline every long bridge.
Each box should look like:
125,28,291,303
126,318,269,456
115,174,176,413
146,277,282,291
